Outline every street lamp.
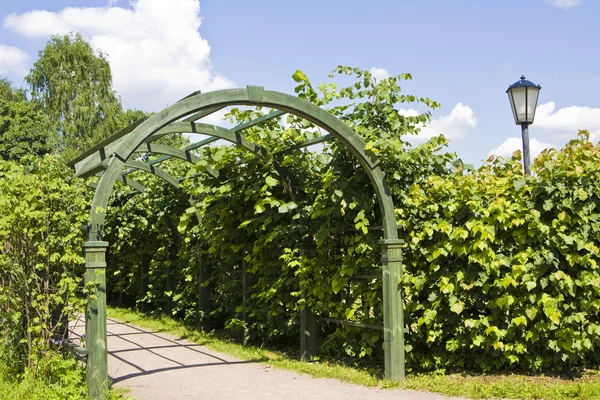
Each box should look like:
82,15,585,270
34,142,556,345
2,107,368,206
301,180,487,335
506,76,542,175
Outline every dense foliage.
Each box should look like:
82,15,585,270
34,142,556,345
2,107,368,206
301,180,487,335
400,132,600,371
103,67,600,373
0,156,89,379
2,34,599,382
0,78,55,161
0,35,149,398
0,356,87,400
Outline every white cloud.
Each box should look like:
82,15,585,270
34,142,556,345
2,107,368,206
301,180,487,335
549,0,582,8
4,0,235,111
399,103,477,142
535,102,600,141
368,67,390,82
0,44,29,76
488,137,555,160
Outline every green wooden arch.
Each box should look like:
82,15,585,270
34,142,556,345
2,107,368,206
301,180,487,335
72,86,404,399
89,175,147,194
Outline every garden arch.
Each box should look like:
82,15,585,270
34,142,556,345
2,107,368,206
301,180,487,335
70,86,404,399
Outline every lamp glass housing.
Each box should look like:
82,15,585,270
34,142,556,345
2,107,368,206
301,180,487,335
507,77,541,125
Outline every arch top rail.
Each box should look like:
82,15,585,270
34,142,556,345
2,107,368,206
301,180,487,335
67,95,288,179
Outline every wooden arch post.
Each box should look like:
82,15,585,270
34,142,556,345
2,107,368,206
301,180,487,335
72,86,405,399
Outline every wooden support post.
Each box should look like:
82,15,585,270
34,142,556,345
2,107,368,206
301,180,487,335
197,251,210,331
241,258,247,345
380,239,405,380
300,306,317,361
166,252,173,315
84,241,109,400
299,242,317,361
162,216,177,315
140,253,150,312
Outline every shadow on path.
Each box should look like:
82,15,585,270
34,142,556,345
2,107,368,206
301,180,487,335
70,316,464,400
70,317,266,385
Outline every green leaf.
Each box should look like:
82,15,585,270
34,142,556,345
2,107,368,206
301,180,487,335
525,308,537,321
292,70,309,83
513,316,528,327
332,278,345,294
345,308,355,319
450,301,464,315
263,175,278,188
514,179,526,190
238,220,252,228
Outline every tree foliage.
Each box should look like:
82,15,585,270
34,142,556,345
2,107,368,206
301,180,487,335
0,97,55,161
26,33,123,160
0,78,55,161
0,78,25,103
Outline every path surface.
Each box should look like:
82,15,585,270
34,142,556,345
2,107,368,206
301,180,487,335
71,317,467,400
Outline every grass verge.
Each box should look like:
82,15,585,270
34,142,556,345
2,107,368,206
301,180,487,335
0,356,130,400
107,307,600,400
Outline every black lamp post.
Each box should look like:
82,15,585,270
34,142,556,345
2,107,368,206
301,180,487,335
506,76,542,175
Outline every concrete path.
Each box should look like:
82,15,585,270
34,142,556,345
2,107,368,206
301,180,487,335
70,317,467,400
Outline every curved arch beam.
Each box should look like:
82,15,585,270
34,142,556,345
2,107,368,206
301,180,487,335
74,111,286,179
134,143,201,164
136,122,302,199
118,175,147,194
150,122,269,157
108,173,203,229
121,160,202,225
115,175,147,194
130,143,220,180
88,175,147,194
124,160,180,189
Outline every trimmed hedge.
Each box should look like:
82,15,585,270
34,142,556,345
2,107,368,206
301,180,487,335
400,132,600,371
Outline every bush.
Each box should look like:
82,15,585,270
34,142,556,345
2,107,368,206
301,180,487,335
0,352,86,400
400,132,600,372
0,156,89,376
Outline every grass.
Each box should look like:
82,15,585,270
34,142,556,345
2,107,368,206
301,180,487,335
107,306,600,400
0,356,131,400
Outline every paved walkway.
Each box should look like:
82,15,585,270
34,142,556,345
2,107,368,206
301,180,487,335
71,317,467,400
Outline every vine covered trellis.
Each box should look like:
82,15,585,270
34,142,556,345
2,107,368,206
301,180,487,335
69,86,405,399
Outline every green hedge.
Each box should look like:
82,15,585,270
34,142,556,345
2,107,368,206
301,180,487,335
0,156,88,377
400,133,600,371
103,67,600,373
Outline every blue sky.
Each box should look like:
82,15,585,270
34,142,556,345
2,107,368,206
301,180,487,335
0,0,598,165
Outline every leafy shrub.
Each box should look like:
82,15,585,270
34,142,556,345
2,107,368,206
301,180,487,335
400,132,600,372
0,353,86,400
0,156,88,376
